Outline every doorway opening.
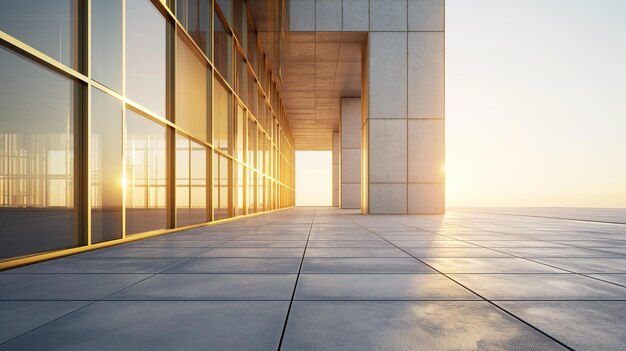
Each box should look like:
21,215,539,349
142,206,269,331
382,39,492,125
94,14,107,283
295,151,332,206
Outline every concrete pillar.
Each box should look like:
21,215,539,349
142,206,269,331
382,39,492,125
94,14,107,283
341,98,361,209
332,131,340,207
289,0,445,214
364,0,445,214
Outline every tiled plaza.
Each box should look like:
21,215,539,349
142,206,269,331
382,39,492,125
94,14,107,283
1,208,625,350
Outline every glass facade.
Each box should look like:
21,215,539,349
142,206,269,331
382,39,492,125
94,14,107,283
0,0,294,264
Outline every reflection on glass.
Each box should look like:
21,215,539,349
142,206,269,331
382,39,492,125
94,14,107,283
92,0,122,92
216,0,231,25
126,0,167,117
236,164,244,216
247,168,255,213
0,47,76,259
0,1,79,69
91,88,123,243
213,153,230,220
125,109,167,234
213,77,231,153
247,17,257,72
235,104,245,161
214,10,231,83
247,119,256,168
176,134,207,227
176,0,211,56
247,72,257,116
176,33,207,140
257,173,264,212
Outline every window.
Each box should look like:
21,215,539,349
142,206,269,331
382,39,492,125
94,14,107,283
213,77,231,153
126,0,167,118
0,0,79,69
125,109,167,234
176,134,207,227
213,153,230,220
214,10,231,83
91,88,123,243
176,33,208,141
0,47,78,258
92,0,122,92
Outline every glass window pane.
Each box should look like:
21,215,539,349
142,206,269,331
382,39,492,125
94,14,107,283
213,152,230,220
213,77,231,153
235,104,245,161
92,0,122,92
216,0,231,25
126,0,167,118
176,33,207,141
214,10,231,83
0,47,77,259
247,119,256,168
247,168,255,213
0,1,79,69
125,109,167,234
91,88,123,243
236,163,244,216
177,135,207,227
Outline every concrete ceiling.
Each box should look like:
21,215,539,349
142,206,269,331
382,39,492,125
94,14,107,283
280,32,366,150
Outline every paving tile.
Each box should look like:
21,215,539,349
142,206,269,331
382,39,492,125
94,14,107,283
0,301,288,351
198,248,304,257
220,240,307,248
301,258,435,273
0,274,150,300
306,240,392,248
449,274,626,300
107,274,296,300
0,301,90,344
391,240,478,248
406,247,510,258
498,301,626,351
5,258,181,274
119,240,224,248
586,274,626,286
421,258,567,273
496,247,621,257
304,247,409,258
295,274,478,300
75,247,208,258
163,258,302,273
281,301,567,350
529,257,626,273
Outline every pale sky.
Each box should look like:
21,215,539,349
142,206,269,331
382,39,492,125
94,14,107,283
296,151,332,206
446,0,626,207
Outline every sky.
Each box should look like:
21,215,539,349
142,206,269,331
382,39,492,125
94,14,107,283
296,151,332,206
445,0,626,207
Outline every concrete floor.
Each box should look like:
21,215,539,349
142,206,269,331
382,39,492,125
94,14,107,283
1,207,625,350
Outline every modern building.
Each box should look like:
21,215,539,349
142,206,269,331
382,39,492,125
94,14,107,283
0,0,444,268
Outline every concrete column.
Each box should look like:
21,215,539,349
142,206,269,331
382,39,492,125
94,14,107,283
365,0,445,214
332,131,340,207
341,98,361,208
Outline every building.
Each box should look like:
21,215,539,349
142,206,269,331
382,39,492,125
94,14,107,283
0,0,444,268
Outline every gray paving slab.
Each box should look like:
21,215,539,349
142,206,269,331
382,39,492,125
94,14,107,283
0,301,288,351
301,257,435,273
406,247,511,257
421,257,568,273
586,274,626,287
281,301,568,350
163,257,302,273
4,258,181,274
529,257,626,273
107,274,297,300
498,301,626,351
220,240,307,248
0,274,150,300
75,247,208,258
0,301,90,344
450,273,626,300
198,247,305,257
304,247,409,258
295,274,479,300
